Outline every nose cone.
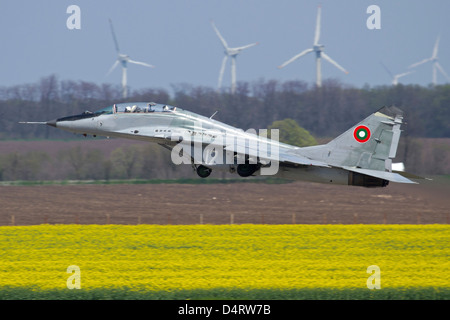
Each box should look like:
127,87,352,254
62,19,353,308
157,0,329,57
46,119,57,128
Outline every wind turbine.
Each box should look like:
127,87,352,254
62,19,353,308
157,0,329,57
408,36,450,85
278,5,348,87
107,18,155,98
211,20,259,94
380,62,415,86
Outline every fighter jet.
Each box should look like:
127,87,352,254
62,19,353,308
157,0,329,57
21,103,418,187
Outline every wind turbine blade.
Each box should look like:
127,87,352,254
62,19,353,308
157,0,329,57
128,59,155,68
380,61,393,78
321,52,349,74
432,35,440,59
278,48,314,69
435,62,450,80
218,55,228,89
393,70,414,84
211,20,229,50
314,5,322,45
408,57,432,69
396,70,415,78
106,60,119,76
109,18,120,53
234,42,259,51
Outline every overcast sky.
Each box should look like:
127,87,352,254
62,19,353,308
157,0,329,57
1,0,449,94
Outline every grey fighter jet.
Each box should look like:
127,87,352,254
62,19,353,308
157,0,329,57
21,103,417,187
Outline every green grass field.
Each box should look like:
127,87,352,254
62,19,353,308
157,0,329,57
0,224,448,300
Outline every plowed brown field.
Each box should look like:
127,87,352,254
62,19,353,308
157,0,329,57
1,179,448,226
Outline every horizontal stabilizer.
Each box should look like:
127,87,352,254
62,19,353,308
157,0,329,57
343,166,417,184
393,170,427,180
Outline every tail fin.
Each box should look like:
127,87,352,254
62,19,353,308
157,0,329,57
300,106,418,185
325,106,404,171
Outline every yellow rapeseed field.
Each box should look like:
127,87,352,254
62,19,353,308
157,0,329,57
0,224,448,295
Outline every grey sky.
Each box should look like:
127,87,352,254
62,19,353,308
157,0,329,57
1,0,449,94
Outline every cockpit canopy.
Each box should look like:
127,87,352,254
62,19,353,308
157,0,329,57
57,102,181,122
107,102,179,114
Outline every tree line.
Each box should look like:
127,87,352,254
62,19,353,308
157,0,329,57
0,144,189,182
0,75,448,180
0,135,447,181
1,74,450,139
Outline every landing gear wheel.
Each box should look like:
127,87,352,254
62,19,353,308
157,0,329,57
237,164,259,177
196,165,212,178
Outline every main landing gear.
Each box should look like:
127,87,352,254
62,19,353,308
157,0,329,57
236,164,260,177
195,165,212,178
194,163,260,178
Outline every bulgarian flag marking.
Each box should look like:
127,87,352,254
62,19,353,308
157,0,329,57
353,125,371,143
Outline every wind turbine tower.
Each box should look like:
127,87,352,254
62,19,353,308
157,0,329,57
211,20,259,94
107,19,155,98
278,5,349,87
408,36,450,86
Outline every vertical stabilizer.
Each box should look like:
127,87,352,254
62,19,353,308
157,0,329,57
303,106,404,172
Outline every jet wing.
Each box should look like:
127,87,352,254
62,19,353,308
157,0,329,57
279,152,330,167
116,127,331,168
224,139,330,168
342,166,417,184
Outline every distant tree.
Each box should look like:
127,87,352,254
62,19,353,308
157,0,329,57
110,145,143,179
268,118,317,147
83,149,105,180
0,151,48,180
39,74,59,102
131,88,170,105
102,159,113,181
61,146,86,180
